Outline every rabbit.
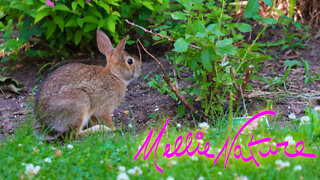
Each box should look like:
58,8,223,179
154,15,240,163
34,30,141,138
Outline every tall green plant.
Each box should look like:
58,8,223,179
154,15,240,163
148,0,274,116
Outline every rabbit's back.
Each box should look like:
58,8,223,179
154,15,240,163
35,63,126,134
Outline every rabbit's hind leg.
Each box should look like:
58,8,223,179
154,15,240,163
78,125,111,137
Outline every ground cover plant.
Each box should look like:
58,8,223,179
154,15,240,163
1,0,320,179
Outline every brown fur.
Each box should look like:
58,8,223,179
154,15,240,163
34,30,141,138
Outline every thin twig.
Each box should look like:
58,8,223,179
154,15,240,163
232,65,254,109
0,87,7,99
136,39,202,116
125,19,201,50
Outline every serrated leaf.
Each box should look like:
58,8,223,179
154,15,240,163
244,0,259,18
216,38,233,47
54,4,70,12
263,18,277,25
236,23,252,33
173,38,189,52
200,48,214,71
216,45,235,56
206,24,218,33
74,30,83,45
35,8,50,23
171,11,187,21
193,20,205,35
53,16,64,31
263,0,272,6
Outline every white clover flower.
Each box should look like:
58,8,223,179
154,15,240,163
300,116,310,125
197,140,204,144
191,156,198,161
218,171,222,175
198,176,205,180
166,176,175,180
170,160,178,166
176,123,181,128
128,124,133,128
119,166,126,173
127,166,142,176
314,106,320,112
199,122,209,133
67,144,74,149
18,144,22,147
293,165,302,171
288,113,296,119
32,147,39,153
275,160,290,171
25,164,40,178
117,172,130,180
100,160,104,164
44,157,51,163
142,163,149,167
284,135,296,146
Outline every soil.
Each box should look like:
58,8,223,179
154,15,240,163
0,25,320,138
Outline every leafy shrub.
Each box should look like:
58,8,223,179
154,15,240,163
147,0,274,116
0,0,168,61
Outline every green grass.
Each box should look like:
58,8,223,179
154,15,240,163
0,111,319,180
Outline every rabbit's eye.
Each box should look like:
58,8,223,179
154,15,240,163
127,58,133,65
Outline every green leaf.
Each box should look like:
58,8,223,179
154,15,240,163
177,105,186,118
171,11,187,21
236,23,252,33
193,20,205,35
142,1,154,11
83,16,99,24
106,17,116,33
216,45,235,56
206,24,218,33
0,21,4,29
65,18,78,27
77,18,84,27
216,38,233,47
72,2,77,11
78,0,85,8
244,0,259,18
83,23,96,33
53,16,64,31
264,18,277,24
54,4,70,12
74,30,83,45
200,48,215,71
173,38,190,52
42,20,56,39
35,7,50,23
284,60,301,67
263,0,273,6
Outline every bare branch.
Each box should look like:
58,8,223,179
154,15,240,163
125,19,201,50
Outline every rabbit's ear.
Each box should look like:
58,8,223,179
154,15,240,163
97,30,113,56
114,36,128,59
